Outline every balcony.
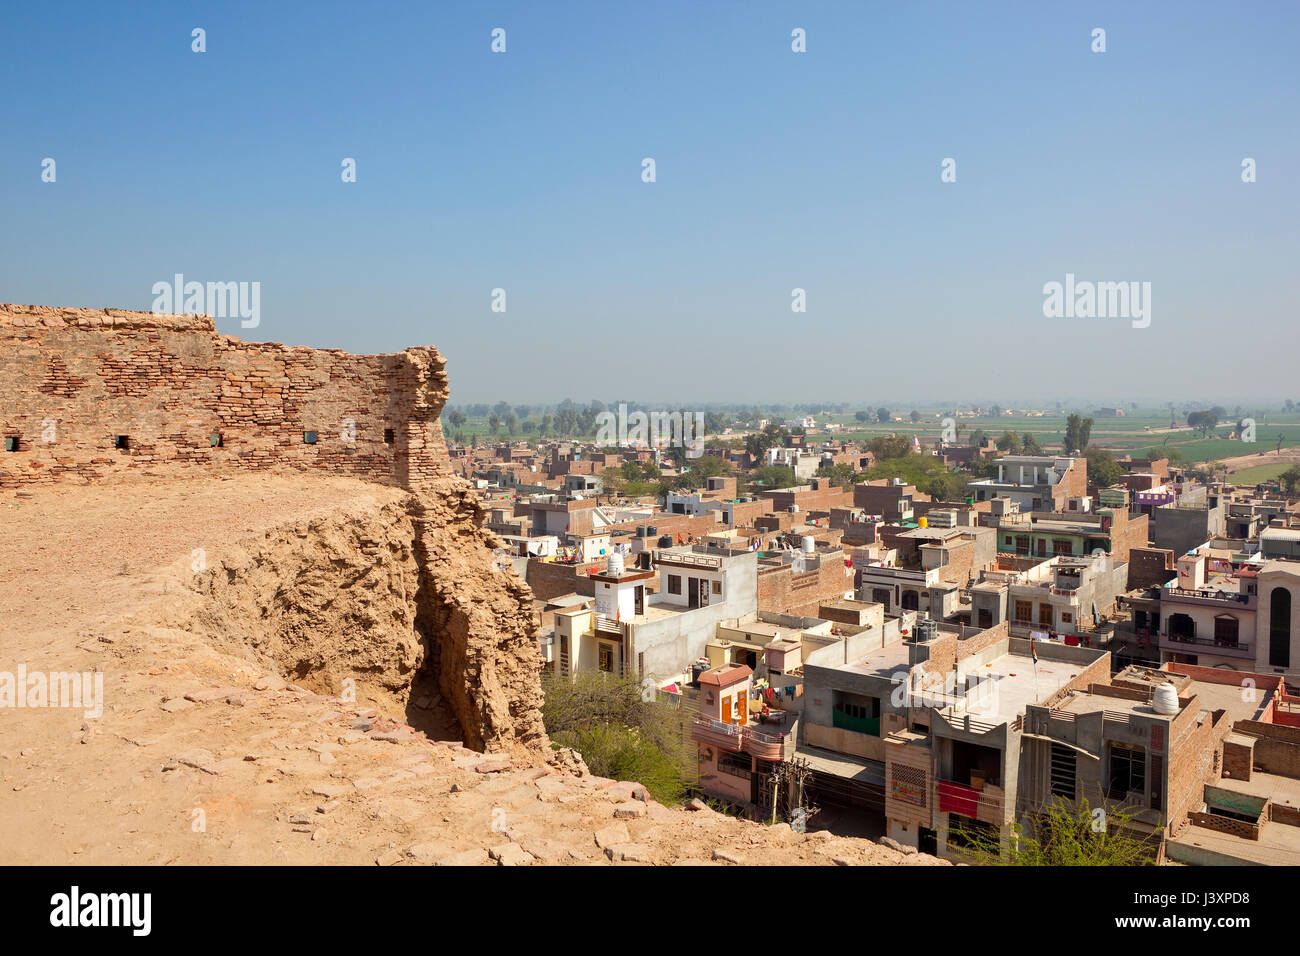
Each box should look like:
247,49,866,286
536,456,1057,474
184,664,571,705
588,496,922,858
594,615,627,637
1160,632,1252,657
1165,587,1249,605
691,717,745,753
743,726,790,761
935,778,1007,826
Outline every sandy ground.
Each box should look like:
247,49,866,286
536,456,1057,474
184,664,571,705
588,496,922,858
0,474,923,866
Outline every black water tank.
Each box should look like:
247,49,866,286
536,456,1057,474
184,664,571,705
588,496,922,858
658,535,673,548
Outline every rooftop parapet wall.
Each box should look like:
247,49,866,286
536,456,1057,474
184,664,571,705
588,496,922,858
0,303,449,490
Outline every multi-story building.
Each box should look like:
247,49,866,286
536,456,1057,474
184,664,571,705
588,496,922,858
691,664,793,814
798,617,1111,858
990,502,1148,567
966,456,1088,512
551,545,759,681
1005,552,1130,642
854,479,920,524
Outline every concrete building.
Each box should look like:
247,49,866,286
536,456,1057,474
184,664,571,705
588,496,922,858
990,502,1149,568
798,617,1111,858
966,456,1088,512
1257,561,1300,678
1006,551,1129,643
551,545,759,682
854,480,920,524
1153,492,1227,558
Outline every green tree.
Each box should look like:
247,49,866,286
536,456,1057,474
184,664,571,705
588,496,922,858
540,670,691,805
746,465,798,490
815,462,857,488
868,435,911,460
995,431,1023,454
950,794,1157,865
1021,432,1044,455
1187,409,1220,438
744,422,784,460
910,410,921,423
855,410,869,423
1063,415,1093,454
1085,447,1124,488
1280,465,1300,495
876,407,891,424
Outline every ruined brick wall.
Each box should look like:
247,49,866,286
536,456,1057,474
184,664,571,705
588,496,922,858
0,303,547,756
0,303,447,488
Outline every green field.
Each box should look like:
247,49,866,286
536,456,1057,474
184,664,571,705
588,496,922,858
1228,461,1295,484
810,412,1300,466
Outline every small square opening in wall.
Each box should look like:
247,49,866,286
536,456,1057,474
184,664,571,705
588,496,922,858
114,435,130,450
210,433,223,448
384,428,395,444
303,431,318,445
4,437,18,452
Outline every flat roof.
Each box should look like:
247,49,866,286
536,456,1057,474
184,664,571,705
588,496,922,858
958,651,1090,724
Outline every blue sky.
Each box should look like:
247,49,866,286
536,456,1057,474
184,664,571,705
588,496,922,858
2,1,1297,405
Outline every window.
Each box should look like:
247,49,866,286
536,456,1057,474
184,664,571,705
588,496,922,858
114,435,130,450
1005,536,1013,546
667,575,681,595
383,428,395,444
1108,745,1146,798
1213,615,1239,648
718,751,752,778
1270,588,1292,668
3,437,18,452
1052,539,1072,556
1014,536,1030,556
1014,600,1032,624
303,431,318,444
1061,612,1072,624
948,815,998,850
1050,743,1076,798
209,433,222,448
712,580,722,595
598,644,614,673
1039,603,1053,626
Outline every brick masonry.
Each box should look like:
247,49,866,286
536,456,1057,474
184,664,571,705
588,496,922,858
0,303,448,489
1,303,547,756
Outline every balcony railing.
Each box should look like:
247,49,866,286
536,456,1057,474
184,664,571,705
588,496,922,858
691,717,745,753
1161,632,1250,654
594,615,627,637
691,718,789,761
1165,587,1249,604
743,726,789,760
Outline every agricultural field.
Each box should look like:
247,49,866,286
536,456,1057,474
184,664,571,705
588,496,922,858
1228,461,1295,485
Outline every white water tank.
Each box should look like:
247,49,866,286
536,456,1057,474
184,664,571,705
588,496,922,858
800,536,815,554
607,553,625,575
1152,682,1180,715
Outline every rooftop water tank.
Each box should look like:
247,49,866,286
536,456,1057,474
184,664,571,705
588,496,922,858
1152,683,1180,715
607,553,625,576
800,535,815,553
